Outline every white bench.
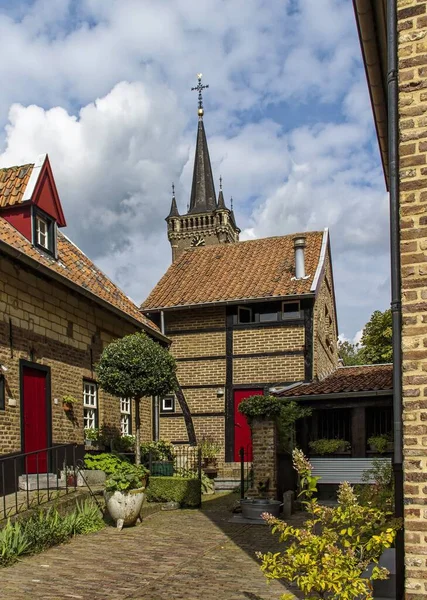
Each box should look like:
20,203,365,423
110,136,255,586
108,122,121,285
310,458,391,484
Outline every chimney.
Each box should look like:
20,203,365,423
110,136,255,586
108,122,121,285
293,236,306,279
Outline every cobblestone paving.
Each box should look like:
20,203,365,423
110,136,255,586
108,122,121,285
1,493,296,600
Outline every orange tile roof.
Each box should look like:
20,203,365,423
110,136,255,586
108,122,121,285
0,216,161,336
143,231,326,310
276,364,393,397
0,164,34,207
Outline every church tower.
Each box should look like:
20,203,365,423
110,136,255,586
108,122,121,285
166,75,240,262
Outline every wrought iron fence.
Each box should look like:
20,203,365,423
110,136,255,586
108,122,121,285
142,446,202,479
0,444,78,521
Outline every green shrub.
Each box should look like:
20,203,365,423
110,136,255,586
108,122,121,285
357,458,394,511
175,467,214,494
368,434,392,454
84,452,126,475
238,394,282,422
146,476,201,507
140,440,175,462
0,520,30,566
105,462,149,493
258,449,401,600
0,499,103,568
308,438,351,455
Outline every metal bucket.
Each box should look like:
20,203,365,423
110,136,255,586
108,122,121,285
240,499,282,521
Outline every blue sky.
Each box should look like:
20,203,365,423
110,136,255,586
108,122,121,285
0,0,390,342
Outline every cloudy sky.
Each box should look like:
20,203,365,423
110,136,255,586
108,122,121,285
0,0,390,341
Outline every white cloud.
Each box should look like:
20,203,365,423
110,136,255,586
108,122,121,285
0,0,390,339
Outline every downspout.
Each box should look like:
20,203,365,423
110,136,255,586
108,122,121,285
387,0,404,597
153,312,167,441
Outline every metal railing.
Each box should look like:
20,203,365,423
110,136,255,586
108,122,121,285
239,446,253,499
0,444,78,521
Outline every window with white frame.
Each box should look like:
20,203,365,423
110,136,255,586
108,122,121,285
161,395,175,413
83,381,97,430
36,215,49,249
120,397,132,435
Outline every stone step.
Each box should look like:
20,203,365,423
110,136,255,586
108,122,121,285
214,478,241,491
18,473,64,491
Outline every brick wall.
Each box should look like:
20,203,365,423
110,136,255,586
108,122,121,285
398,1,427,595
313,252,338,380
250,418,277,498
0,253,146,455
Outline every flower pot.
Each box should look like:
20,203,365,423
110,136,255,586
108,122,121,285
203,457,218,469
63,403,72,412
151,461,174,476
104,487,146,531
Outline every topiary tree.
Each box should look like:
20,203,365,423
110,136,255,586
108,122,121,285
96,333,177,465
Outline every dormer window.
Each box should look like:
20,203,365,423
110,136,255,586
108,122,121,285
33,209,56,256
36,216,48,248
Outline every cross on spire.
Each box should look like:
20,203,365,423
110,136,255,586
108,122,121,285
191,73,209,119
172,182,175,197
219,175,222,191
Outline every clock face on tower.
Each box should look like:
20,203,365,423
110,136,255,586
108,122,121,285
191,234,205,247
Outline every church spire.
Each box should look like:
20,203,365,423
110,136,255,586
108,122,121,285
188,74,217,214
167,183,180,218
217,175,226,209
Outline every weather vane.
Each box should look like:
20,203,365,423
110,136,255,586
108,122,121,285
172,182,175,197
191,73,209,118
219,175,222,191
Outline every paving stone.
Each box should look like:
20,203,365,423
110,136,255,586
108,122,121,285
1,493,297,600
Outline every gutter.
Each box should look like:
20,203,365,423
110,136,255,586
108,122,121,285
0,240,169,345
387,0,404,596
276,389,393,402
142,292,315,314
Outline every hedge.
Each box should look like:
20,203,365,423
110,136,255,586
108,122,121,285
146,476,201,507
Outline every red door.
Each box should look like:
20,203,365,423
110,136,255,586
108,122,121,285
234,389,263,462
22,367,48,473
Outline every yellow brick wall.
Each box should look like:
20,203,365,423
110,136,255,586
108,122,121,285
171,331,225,358
0,254,147,455
313,252,338,380
233,326,304,354
233,355,304,384
176,359,226,387
398,2,427,594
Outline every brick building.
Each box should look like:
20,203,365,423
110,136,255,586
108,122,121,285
143,91,338,479
354,1,427,596
0,154,166,470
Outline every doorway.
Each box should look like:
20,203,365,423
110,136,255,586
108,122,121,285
233,389,263,462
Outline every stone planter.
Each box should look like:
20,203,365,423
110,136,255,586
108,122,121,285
77,469,106,487
104,487,146,531
240,498,282,521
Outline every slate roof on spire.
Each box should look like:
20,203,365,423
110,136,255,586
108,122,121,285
167,195,180,218
188,119,217,214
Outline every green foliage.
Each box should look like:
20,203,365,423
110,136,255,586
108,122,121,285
338,340,364,366
357,459,394,512
0,500,103,568
360,309,393,364
140,440,175,462
277,400,312,453
146,476,201,507
63,394,79,405
104,462,149,493
198,437,221,459
309,438,351,455
174,467,214,495
367,434,392,454
114,435,136,452
96,332,177,399
84,452,126,475
258,449,401,600
84,428,101,442
238,394,283,422
0,520,30,566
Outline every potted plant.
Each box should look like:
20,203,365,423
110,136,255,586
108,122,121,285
62,394,79,412
308,438,351,455
199,437,221,475
141,441,175,475
368,433,393,454
84,427,100,448
104,462,149,530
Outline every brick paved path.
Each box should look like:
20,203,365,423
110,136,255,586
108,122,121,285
1,493,295,600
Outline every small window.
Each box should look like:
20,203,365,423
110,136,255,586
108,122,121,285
238,306,253,324
120,397,132,435
0,377,4,411
83,381,98,430
34,210,55,255
259,311,279,323
161,396,175,413
282,301,301,319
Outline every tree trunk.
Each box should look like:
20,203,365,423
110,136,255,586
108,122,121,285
175,381,197,446
135,396,141,465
